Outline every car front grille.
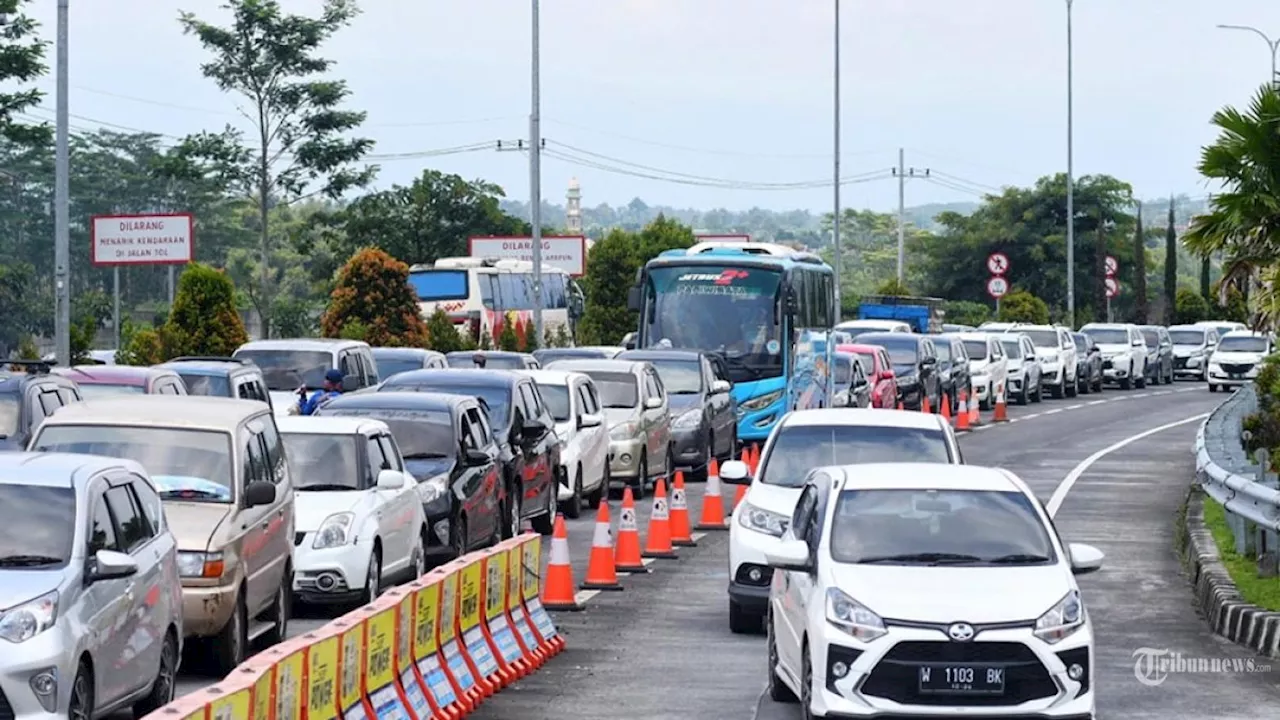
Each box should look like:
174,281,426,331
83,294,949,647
1222,363,1254,375
1174,357,1187,369
860,641,1057,706
1102,358,1113,369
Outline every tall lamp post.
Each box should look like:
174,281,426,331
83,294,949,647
832,0,842,308
1065,0,1076,325
1216,24,1280,87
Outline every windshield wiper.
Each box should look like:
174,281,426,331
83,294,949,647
159,488,225,499
403,452,450,460
721,354,761,380
857,552,982,565
0,554,62,567
672,390,701,395
986,553,1052,564
297,484,358,492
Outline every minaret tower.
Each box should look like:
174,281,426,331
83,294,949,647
566,177,582,233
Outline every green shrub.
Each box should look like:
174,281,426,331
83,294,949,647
996,289,1050,325
1174,288,1210,324
321,247,429,347
424,308,465,354
522,321,539,352
117,327,164,366
497,312,519,351
161,263,249,359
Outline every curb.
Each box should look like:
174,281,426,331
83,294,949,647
1177,486,1280,659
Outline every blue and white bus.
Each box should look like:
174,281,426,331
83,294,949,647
627,242,837,445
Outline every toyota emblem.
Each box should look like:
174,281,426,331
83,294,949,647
947,623,975,641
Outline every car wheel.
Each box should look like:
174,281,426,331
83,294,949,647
634,453,648,500
1078,374,1090,394
1209,384,1219,393
262,566,291,646
68,663,93,720
1135,368,1147,388
1093,374,1103,393
800,642,815,720
213,590,248,673
729,600,760,634
502,479,522,540
1065,375,1077,397
412,530,427,578
586,464,607,509
1121,365,1133,390
362,547,383,605
1167,366,1175,384
531,471,558,535
1017,377,1029,405
561,465,583,520
665,448,677,486
453,515,470,556
767,611,798,703
694,434,713,482
133,630,178,716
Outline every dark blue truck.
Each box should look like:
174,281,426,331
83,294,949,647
857,295,946,334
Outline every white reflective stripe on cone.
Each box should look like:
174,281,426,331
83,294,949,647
705,474,722,497
591,520,612,547
549,536,571,564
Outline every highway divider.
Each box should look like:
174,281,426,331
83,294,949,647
144,532,562,720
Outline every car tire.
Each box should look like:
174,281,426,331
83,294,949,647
452,515,470,556
694,434,713,482
634,453,648,500
411,530,427,578
1093,374,1103,393
1065,375,1077,397
767,610,798,703
1032,379,1043,403
1135,368,1147,388
1166,366,1175,384
800,642,815,720
502,479,522,540
362,547,383,605
729,600,760,634
133,630,178,717
213,590,248,674
1078,374,1090,394
561,465,583,520
1050,381,1064,399
665,447,677,487
262,565,291,646
1121,364,1133,389
1209,384,1219,393
1017,377,1029,405
586,464,607,509
531,471,557,535
68,662,93,720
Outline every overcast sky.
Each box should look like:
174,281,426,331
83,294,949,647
22,0,1280,213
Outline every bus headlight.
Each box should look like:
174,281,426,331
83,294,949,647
741,390,783,412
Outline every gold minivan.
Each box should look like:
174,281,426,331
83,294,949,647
29,395,295,672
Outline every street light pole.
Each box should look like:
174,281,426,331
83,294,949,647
54,0,70,366
529,0,544,343
1216,24,1280,87
1065,0,1075,326
832,0,842,309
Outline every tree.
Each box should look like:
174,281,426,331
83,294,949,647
874,278,911,296
0,0,51,148
1173,288,1210,324
1164,199,1178,324
496,312,519,351
161,263,250,358
996,289,1050,324
168,0,375,337
117,327,164,366
424,308,464,354
1201,254,1212,300
943,300,990,327
321,248,428,347
522,321,539,352
1132,206,1148,323
550,324,571,348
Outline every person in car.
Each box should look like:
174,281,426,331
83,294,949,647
298,369,344,415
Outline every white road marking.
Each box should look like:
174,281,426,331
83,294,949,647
641,558,656,566
1045,412,1211,516
691,532,707,542
1023,413,1041,420
1153,390,1173,396
1088,399,1107,406
1134,393,1150,398
575,589,601,604
1044,408,1063,415
1066,404,1084,411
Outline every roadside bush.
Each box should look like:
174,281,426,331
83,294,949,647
944,300,990,327
875,278,911,297
996,289,1050,325
321,247,429,347
550,324,571,348
161,263,249,358
497,312,520,351
1174,287,1211,325
522,321,539,352
424,308,465,354
117,327,164,366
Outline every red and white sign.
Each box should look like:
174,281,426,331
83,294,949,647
1105,277,1120,298
468,235,587,276
1105,256,1118,276
987,276,1009,299
91,213,194,266
986,252,1010,275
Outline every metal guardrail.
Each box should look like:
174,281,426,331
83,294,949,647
1194,385,1280,560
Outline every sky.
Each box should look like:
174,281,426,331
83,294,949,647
20,0,1280,214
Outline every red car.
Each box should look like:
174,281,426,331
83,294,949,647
52,365,188,399
836,343,898,409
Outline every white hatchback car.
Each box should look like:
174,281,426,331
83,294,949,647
722,409,962,634
1080,323,1147,390
763,463,1103,719
957,333,1008,410
278,416,427,606
522,369,610,518
1208,330,1275,392
1012,324,1078,399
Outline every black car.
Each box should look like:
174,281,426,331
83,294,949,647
445,351,540,370
832,351,871,408
0,361,83,451
616,348,737,478
1138,325,1175,385
1072,332,1104,394
378,369,561,536
316,392,502,560
533,347,623,364
933,334,972,415
857,333,942,413
371,347,447,381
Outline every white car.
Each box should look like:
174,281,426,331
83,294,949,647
834,320,913,340
721,409,962,634
763,463,1103,719
957,333,1008,409
977,322,1017,332
1012,324,1078,398
278,416,427,606
1080,323,1147,390
522,369,610,518
1208,330,1275,392
1169,324,1219,381
998,332,1043,405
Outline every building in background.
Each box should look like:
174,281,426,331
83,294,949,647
566,177,582,234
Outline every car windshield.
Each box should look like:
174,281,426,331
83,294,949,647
1073,334,1091,352
536,349,610,362
853,352,877,376
760,425,951,488
833,356,853,385
1169,330,1206,345
447,354,525,370
1021,330,1058,348
0,485,76,567
0,392,17,438
234,349,332,391
962,340,987,360
374,358,425,380
537,384,572,422
282,434,365,491
583,371,638,408
31,425,234,502
1083,328,1128,344
319,408,457,476
844,327,890,339
647,360,702,394
78,383,146,399
933,342,952,362
380,382,510,429
865,338,918,368
1000,339,1021,359
177,373,231,397
1218,336,1270,353
1141,329,1160,347
828,488,1056,566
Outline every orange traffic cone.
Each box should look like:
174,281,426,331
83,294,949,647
941,394,952,423
969,391,981,426
993,386,1008,422
580,502,622,591
614,487,649,573
922,393,931,413
642,479,679,559
541,515,582,611
697,458,728,530
749,444,761,472
669,471,696,547
897,400,905,410
955,390,970,431
732,483,747,511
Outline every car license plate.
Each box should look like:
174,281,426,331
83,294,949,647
1230,373,1244,380
918,665,1006,695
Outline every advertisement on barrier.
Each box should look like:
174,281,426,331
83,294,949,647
522,535,560,642
412,580,458,711
438,570,478,695
363,606,408,720
459,562,501,679
276,649,306,720
340,624,367,718
308,636,340,720
485,552,525,665
252,670,272,720
208,687,251,720
396,592,433,720
507,544,541,652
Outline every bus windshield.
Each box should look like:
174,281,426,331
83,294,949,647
643,265,783,382
408,270,468,302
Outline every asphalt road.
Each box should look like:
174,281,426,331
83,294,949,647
177,382,1280,719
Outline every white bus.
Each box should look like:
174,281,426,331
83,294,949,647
407,257,585,345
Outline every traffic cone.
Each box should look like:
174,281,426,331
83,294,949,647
642,479,679,559
955,390,970,431
993,386,1008,423
941,394,952,423
732,483,747,511
696,458,728,530
922,393,931,413
540,515,583,611
749,444,761,472
669,471,696,547
580,502,623,591
614,487,649,573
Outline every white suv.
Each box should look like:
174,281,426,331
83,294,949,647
721,409,961,634
1208,330,1275,392
1080,323,1147,390
1012,325,1078,398
763,463,1103,719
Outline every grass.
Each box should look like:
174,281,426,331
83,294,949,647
1201,496,1280,611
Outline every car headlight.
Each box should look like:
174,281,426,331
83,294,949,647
1034,589,1084,643
671,409,702,430
737,502,787,537
610,421,638,440
313,512,355,549
177,550,225,579
826,588,887,642
1189,349,1204,357
419,474,448,504
0,591,58,644
741,390,784,412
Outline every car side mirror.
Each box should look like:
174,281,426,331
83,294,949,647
711,380,731,394
342,375,360,392
1068,542,1104,575
578,413,602,429
90,549,138,582
1132,340,1143,347
921,356,936,366
880,370,895,380
643,396,663,410
376,469,406,490
626,286,642,312
521,419,548,440
764,539,812,572
719,459,751,485
244,480,276,508
464,449,491,467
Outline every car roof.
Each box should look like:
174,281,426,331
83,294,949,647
1137,325,1165,331
0,452,149,487
323,391,463,412
445,350,529,359
836,319,909,328
371,347,442,358
1080,323,1133,330
956,332,995,342
855,332,922,344
835,344,884,354
159,359,252,375
54,365,170,384
1222,330,1270,339
616,349,703,362
1167,325,1206,331
1009,324,1056,331
543,359,647,374
39,395,268,430
519,369,592,385
275,415,391,436
780,408,946,431
236,338,367,352
383,368,520,388
832,463,1023,493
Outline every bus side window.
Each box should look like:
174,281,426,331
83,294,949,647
480,273,497,309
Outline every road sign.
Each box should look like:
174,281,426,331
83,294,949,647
91,213,194,266
986,276,1009,299
1105,277,1119,298
468,235,588,276
986,252,1010,275
1105,256,1118,276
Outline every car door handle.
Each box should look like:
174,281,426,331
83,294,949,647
261,520,271,530
124,584,136,602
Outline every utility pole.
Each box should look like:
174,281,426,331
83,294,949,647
529,0,544,344
891,149,930,285
54,0,70,366
832,0,841,308
1065,0,1076,325
1216,24,1280,88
